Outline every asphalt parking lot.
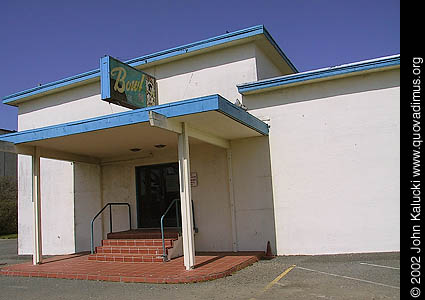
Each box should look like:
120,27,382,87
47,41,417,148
0,239,400,300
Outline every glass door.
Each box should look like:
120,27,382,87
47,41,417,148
136,163,180,228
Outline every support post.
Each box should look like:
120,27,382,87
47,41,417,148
226,148,238,252
100,165,105,239
178,122,196,270
32,147,43,264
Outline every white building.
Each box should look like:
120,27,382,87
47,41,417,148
0,25,399,270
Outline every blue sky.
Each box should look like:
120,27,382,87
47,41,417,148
0,0,400,131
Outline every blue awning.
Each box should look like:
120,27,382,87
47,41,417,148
0,95,268,160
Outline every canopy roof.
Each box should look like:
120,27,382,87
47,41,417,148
0,95,268,163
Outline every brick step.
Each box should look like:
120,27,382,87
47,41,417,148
107,230,179,240
102,239,175,247
96,245,171,255
88,253,164,263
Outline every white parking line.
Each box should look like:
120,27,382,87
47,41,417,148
7,285,29,289
359,262,400,270
296,266,400,289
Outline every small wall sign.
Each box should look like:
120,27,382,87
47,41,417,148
190,172,198,187
100,56,158,109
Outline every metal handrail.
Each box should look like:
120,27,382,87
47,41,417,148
160,199,197,262
160,198,180,261
90,202,131,254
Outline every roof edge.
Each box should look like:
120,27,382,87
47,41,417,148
237,54,400,95
3,25,295,106
262,26,298,73
0,94,268,144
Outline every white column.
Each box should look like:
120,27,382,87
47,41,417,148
226,148,238,252
32,147,43,264
178,122,195,270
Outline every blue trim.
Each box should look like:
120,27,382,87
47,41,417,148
3,70,100,105
217,96,269,135
0,95,268,144
126,25,264,66
238,55,400,95
3,25,296,105
100,56,111,100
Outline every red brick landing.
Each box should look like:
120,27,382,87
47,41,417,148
0,252,264,283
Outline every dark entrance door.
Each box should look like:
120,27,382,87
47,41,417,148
136,163,180,228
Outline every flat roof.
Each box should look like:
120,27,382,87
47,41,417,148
237,54,400,95
3,25,297,106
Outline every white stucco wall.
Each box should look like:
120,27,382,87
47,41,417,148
18,156,75,255
143,43,258,105
230,137,277,253
190,143,233,251
17,155,34,254
245,68,400,255
101,163,138,235
17,83,129,131
74,163,102,252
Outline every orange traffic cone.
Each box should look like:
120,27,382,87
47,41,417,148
264,241,274,259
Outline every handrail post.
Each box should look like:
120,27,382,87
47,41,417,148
90,219,95,254
191,200,196,230
128,204,132,230
160,215,166,261
90,202,132,255
109,205,112,234
176,201,180,229
160,198,181,262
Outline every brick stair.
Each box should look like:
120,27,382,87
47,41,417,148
95,245,171,255
88,230,180,263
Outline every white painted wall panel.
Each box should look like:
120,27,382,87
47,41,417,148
101,163,137,234
190,143,233,251
17,155,34,255
231,137,277,253
246,69,400,255
18,156,75,255
74,163,102,252
40,158,75,255
143,43,257,105
17,83,129,131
